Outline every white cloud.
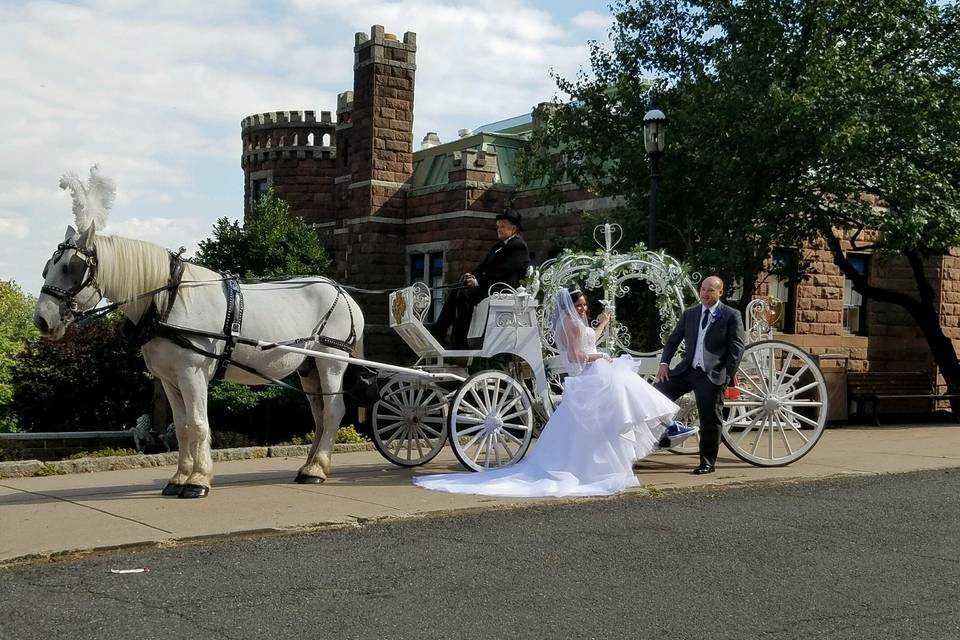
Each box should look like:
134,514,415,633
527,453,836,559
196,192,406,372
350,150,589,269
571,10,612,33
1,0,602,295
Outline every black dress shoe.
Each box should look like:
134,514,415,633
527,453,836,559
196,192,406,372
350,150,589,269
692,465,715,475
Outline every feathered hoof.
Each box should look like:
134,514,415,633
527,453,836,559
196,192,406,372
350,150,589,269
295,473,326,485
161,482,185,496
177,484,210,499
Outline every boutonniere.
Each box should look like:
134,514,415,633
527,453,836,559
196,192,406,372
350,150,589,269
711,309,722,321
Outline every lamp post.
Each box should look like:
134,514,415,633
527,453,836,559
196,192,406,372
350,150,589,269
642,107,668,251
643,107,668,349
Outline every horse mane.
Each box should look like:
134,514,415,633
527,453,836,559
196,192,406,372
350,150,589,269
93,234,174,309
92,235,217,315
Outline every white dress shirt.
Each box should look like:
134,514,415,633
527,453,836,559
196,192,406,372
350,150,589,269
693,302,721,370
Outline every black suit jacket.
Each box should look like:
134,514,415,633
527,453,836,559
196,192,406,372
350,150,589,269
660,302,747,386
469,237,532,302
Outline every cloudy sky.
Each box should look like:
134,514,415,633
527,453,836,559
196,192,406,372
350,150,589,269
1,0,613,296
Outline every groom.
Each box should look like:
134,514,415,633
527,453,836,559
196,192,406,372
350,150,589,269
655,275,746,474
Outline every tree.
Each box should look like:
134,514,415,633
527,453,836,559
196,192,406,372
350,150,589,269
11,314,152,432
194,188,332,278
0,281,39,431
524,0,960,393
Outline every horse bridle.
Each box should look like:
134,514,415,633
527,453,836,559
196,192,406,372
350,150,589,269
40,241,104,319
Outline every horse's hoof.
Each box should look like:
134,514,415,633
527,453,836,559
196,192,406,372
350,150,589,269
295,473,325,485
161,482,185,496
177,484,210,499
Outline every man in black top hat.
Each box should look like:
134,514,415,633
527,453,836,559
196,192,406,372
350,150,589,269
427,209,532,349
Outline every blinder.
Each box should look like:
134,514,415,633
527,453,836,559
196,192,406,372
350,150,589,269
40,241,103,315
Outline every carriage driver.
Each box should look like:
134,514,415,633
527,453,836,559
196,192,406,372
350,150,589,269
426,209,532,349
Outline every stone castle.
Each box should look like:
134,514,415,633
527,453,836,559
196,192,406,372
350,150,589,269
240,25,958,420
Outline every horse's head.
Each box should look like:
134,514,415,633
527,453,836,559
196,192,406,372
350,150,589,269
34,224,102,339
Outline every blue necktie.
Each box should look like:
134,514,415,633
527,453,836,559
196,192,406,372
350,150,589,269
701,309,710,329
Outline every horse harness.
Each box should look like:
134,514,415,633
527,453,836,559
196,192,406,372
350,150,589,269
141,264,359,387
40,241,103,319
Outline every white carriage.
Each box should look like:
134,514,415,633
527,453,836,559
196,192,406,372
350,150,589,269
372,222,829,472
372,282,550,471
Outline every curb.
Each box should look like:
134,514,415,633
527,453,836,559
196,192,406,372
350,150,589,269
0,442,376,479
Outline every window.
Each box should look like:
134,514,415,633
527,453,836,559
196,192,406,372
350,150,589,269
768,248,797,333
252,179,270,204
410,251,445,321
843,254,868,335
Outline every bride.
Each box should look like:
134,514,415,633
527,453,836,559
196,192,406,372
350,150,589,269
414,287,683,497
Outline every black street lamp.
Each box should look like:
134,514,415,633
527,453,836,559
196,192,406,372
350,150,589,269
642,107,668,251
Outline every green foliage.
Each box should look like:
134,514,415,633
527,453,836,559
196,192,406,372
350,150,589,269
207,380,312,444
66,447,139,460
278,425,369,446
523,0,960,304
34,463,66,477
194,188,332,278
0,281,40,432
335,425,369,444
10,313,152,432
210,430,254,449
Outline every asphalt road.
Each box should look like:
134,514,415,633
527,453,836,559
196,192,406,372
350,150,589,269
2,470,959,640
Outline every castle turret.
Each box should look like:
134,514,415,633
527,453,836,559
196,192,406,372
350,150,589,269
240,110,337,225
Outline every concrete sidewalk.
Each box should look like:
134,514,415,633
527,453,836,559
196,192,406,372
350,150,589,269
2,424,959,566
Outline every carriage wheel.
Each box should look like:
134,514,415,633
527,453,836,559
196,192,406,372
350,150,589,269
372,378,448,467
721,340,827,466
449,370,535,472
667,393,701,455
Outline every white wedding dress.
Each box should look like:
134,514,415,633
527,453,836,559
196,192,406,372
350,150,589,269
414,293,679,498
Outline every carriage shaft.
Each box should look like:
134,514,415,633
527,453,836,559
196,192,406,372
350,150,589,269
254,340,465,382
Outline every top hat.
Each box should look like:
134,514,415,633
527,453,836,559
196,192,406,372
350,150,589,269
496,209,523,231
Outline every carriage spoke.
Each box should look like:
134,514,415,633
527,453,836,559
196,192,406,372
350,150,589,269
750,415,769,456
500,408,531,422
468,388,488,415
732,386,766,402
462,429,487,453
749,351,770,394
774,352,795,390
378,400,405,417
775,365,811,396
726,404,765,425
779,405,821,429
778,380,822,401
738,367,767,397
456,423,485,437
775,408,810,444
459,399,488,420
497,433,516,460
377,420,405,439
419,423,442,438
500,430,524,446
735,411,765,447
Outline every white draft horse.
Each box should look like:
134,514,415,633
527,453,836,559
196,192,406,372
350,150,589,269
34,167,364,498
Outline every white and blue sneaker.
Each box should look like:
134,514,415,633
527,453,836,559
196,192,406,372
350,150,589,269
660,421,699,448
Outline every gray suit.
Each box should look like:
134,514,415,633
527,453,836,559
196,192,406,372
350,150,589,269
655,302,746,469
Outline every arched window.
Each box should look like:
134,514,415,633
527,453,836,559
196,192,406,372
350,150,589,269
307,132,315,146
322,133,331,147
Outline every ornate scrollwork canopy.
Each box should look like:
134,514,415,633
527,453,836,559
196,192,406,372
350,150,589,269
532,223,700,357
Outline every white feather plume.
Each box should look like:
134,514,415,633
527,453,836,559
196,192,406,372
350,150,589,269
59,165,116,232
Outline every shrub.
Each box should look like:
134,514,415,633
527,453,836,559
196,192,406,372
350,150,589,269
210,430,254,449
335,425,369,444
11,314,151,432
65,447,139,460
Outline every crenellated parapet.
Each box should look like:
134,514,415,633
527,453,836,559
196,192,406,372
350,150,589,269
354,25,416,70
241,110,337,167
